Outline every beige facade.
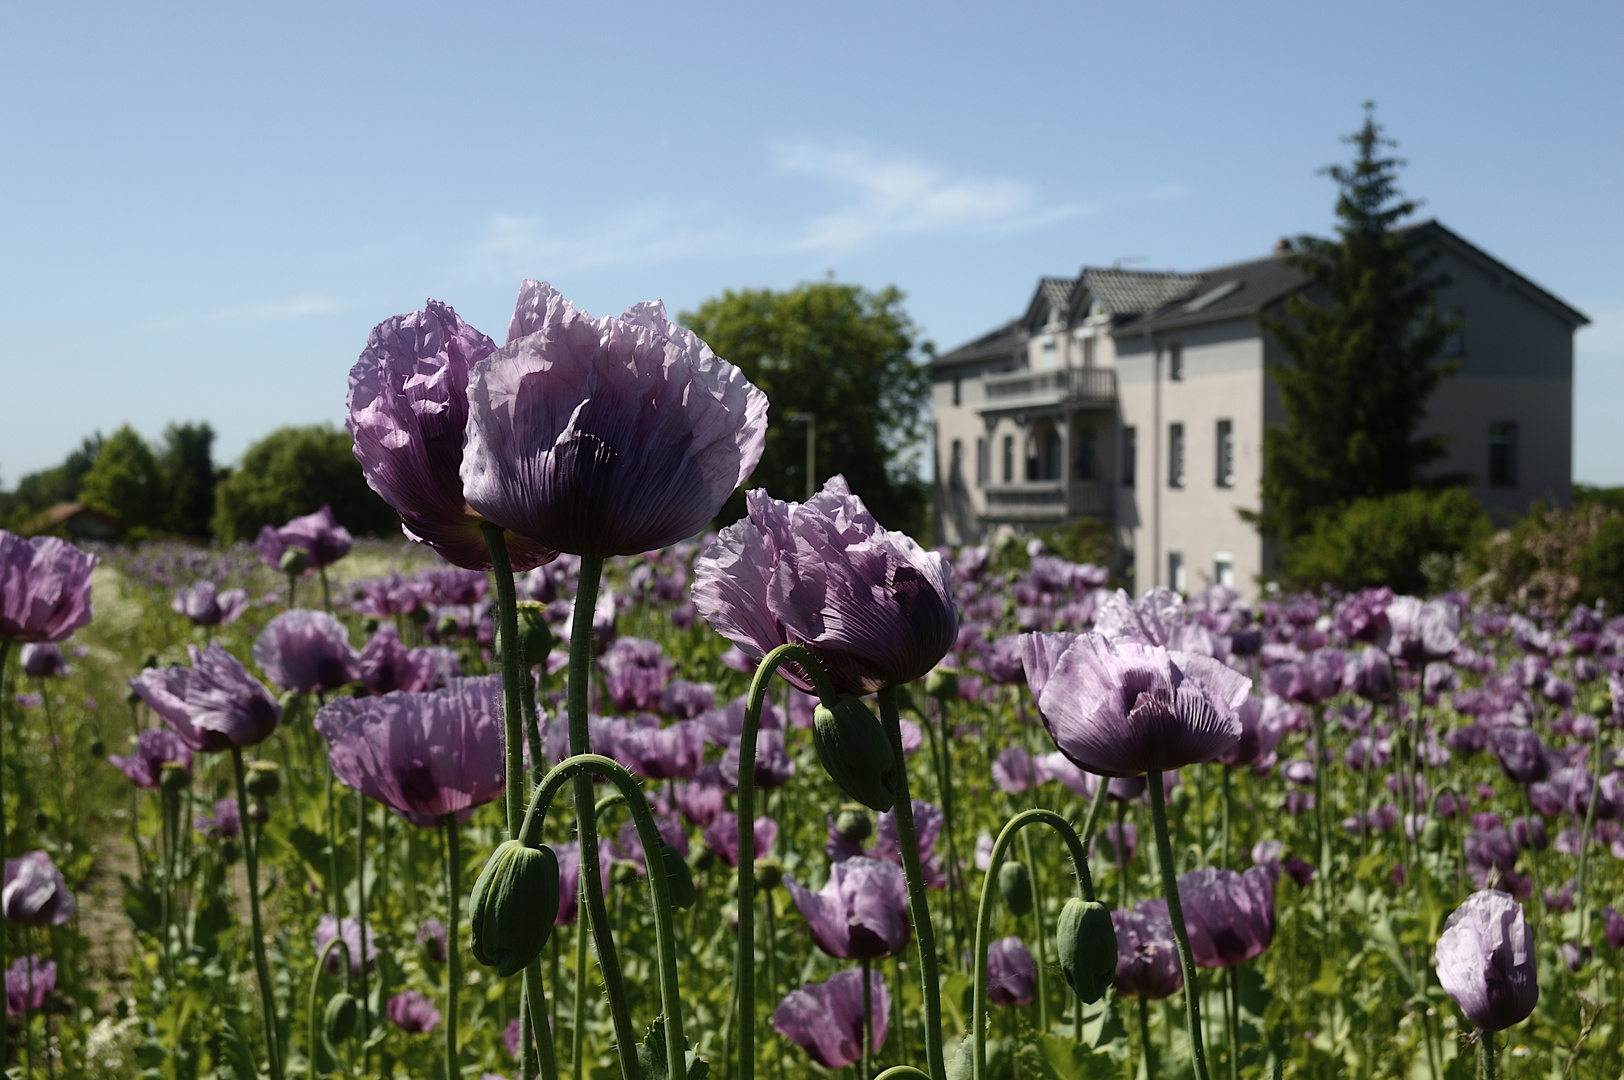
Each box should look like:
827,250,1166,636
928,221,1588,599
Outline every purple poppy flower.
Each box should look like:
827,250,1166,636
253,610,361,695
1021,631,1249,777
1510,816,1548,851
872,799,948,887
2,851,74,926
1444,723,1486,756
459,281,767,558
659,679,715,719
357,625,457,696
979,936,1039,1007
255,505,353,573
1282,760,1316,787
1435,890,1538,1031
417,918,448,963
1092,821,1138,867
601,638,671,713
4,956,53,1017
196,797,242,838
771,968,889,1070
0,531,97,643
693,477,957,696
614,814,690,874
1465,828,1519,890
504,1017,523,1060
172,581,251,628
703,813,777,868
1266,648,1346,705
1250,839,1284,880
109,729,194,788
351,572,429,617
348,301,556,572
129,643,282,752
618,720,707,781
315,676,503,827
1341,647,1393,700
1335,587,1393,644
386,990,441,1034
553,839,615,926
979,636,1027,686
1344,734,1392,773
1603,907,1624,951
1282,856,1315,888
1215,695,1286,768
1487,728,1549,786
1111,899,1184,1000
19,643,70,678
316,914,377,975
991,746,1047,794
1386,597,1460,666
1179,867,1276,968
721,728,797,790
785,858,910,960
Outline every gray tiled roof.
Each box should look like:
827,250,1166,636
1120,255,1309,335
1081,268,1205,315
1039,277,1076,311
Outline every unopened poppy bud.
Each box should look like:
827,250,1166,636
663,843,697,909
436,614,461,640
1422,818,1444,852
813,696,896,813
125,687,142,706
925,668,959,701
999,861,1033,916
513,602,554,669
753,857,783,891
88,737,106,758
220,838,241,863
324,991,360,1043
694,847,716,873
1057,898,1117,1005
246,761,281,798
160,763,191,794
409,606,431,627
279,548,310,577
143,654,159,669
362,617,381,635
611,859,641,889
1170,786,1190,815
470,840,560,977
834,804,872,844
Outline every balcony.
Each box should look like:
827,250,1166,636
980,367,1116,414
979,480,1116,524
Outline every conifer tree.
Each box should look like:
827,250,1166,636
1254,104,1460,541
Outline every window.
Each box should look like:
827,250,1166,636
1214,551,1235,589
1168,344,1184,381
975,438,987,487
1002,435,1014,484
952,377,961,407
1489,421,1519,488
1168,423,1185,488
1168,551,1186,594
1121,427,1136,488
1215,419,1234,488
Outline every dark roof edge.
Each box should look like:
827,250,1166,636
1412,220,1590,328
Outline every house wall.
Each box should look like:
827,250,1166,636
931,361,1000,544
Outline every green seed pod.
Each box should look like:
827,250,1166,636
1056,898,1118,1005
160,762,191,794
324,991,360,1043
663,843,697,909
88,738,106,759
246,761,281,799
409,606,431,627
514,601,555,669
248,800,271,826
1421,817,1444,852
834,804,872,844
694,847,716,873
279,548,310,577
925,668,959,701
753,857,783,891
469,840,561,977
999,860,1033,916
436,614,462,640
812,696,896,813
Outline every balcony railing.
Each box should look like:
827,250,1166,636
979,480,1116,523
981,366,1116,407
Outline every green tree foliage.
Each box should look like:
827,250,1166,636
0,435,103,527
1278,487,1489,594
211,425,398,542
1474,500,1624,613
1254,105,1460,542
160,422,220,538
78,425,169,532
681,280,931,536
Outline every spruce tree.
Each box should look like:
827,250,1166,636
1254,104,1460,541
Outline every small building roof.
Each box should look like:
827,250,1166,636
1079,268,1206,317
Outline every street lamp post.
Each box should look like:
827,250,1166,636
788,411,816,500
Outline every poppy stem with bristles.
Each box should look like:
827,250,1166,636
1149,769,1210,1080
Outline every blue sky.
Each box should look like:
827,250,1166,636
3,2,1620,485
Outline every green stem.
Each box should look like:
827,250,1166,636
764,888,782,1080
894,955,910,1066
1220,767,1231,871
935,699,965,965
862,957,874,1080
572,904,587,1080
1480,1033,1495,1080
1224,966,1239,1080
971,808,1094,1080
879,687,947,1080
355,787,370,1073
1149,770,1210,1080
307,936,354,1077
326,751,341,922
444,814,461,1080
482,523,527,838
525,954,560,1080
235,747,283,1080
565,556,640,1080
1019,826,1050,1033
1138,997,1156,1080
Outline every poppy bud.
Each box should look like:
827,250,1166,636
694,847,716,873
324,991,360,1043
246,761,281,798
470,840,560,977
1170,786,1190,815
514,602,554,669
753,857,783,891
436,614,461,640
813,697,896,813
160,762,191,794
89,737,106,758
999,861,1033,916
279,548,310,577
409,606,431,627
1422,818,1443,852
663,843,697,909
1056,898,1117,1005
611,860,641,889
125,687,142,706
362,617,381,635
834,804,872,844
925,669,959,701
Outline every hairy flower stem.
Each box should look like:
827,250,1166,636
565,555,640,1080
1220,766,1231,870
481,524,528,838
879,687,947,1080
355,788,370,1071
971,808,1095,1080
444,813,462,1080
1224,967,1240,1080
524,954,560,1080
307,936,354,1076
1149,771,1211,1080
1138,997,1156,1080
1480,1033,1495,1080
234,747,283,1080
572,903,587,1080
1020,825,1050,1033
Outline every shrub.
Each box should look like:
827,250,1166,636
1476,499,1624,613
211,425,399,543
1277,486,1489,594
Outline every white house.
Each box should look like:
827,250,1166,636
929,220,1590,597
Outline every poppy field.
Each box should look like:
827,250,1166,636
0,283,1621,1080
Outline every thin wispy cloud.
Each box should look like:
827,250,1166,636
465,203,749,284
151,294,355,329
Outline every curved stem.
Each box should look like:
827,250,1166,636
444,814,462,1080
307,936,354,1077
873,1068,933,1080
354,788,370,1072
1019,826,1049,1033
971,808,1094,1080
482,523,527,838
516,753,689,1080
1149,771,1210,1080
235,747,284,1080
878,687,946,1080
